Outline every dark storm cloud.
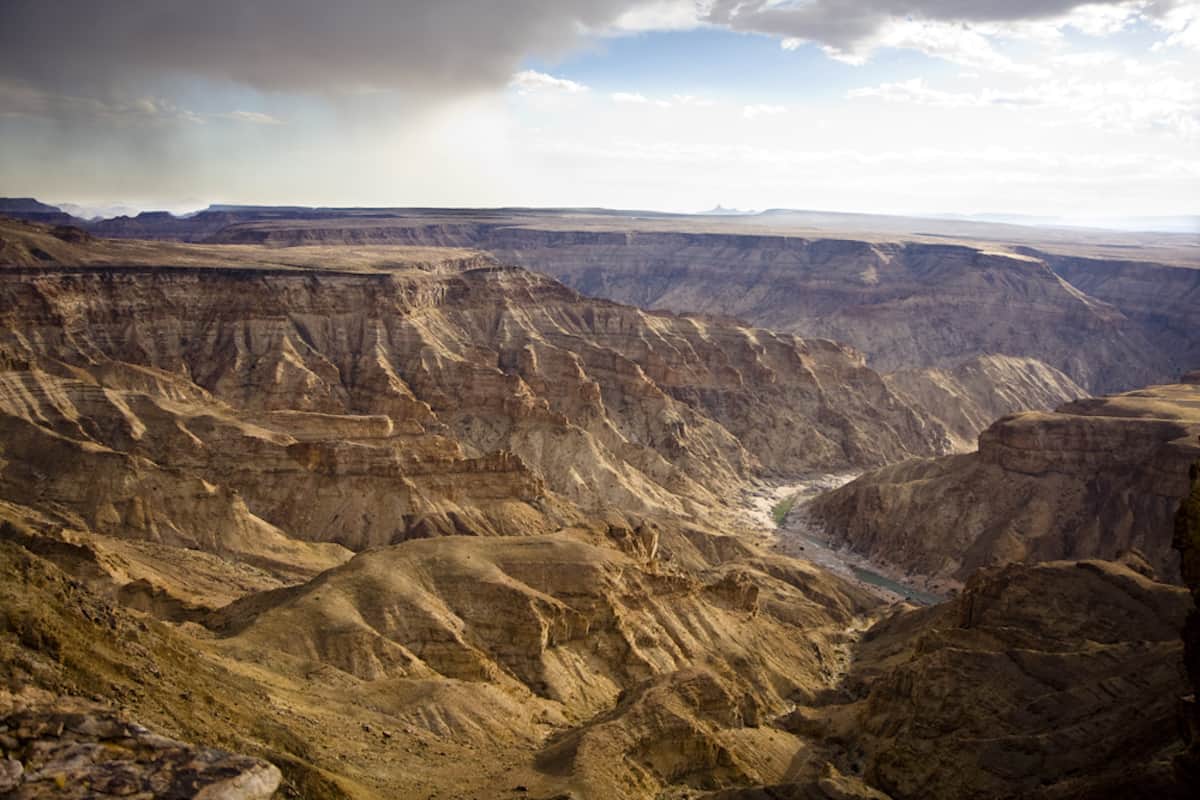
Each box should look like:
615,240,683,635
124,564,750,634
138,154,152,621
705,0,1176,51
0,1,1181,100
0,0,644,95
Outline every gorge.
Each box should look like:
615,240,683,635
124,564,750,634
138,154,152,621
0,206,1196,799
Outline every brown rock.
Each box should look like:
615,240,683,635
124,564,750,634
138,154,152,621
809,380,1200,585
837,559,1190,799
0,703,280,800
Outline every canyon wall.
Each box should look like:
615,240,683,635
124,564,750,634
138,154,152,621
0,217,1194,798
807,380,1200,587
12,208,1189,398
200,216,1191,395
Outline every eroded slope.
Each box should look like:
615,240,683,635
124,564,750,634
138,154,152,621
807,379,1200,586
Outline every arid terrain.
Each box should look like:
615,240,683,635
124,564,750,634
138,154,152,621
0,206,1197,799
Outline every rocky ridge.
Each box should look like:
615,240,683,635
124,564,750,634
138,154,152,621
0,217,1194,798
1175,460,1200,786
806,379,1200,586
0,695,281,799
201,218,1173,395
820,557,1191,799
7,204,1191,396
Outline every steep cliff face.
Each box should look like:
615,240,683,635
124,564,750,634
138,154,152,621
118,208,1177,395
830,559,1191,800
16,211,1185,395
883,354,1086,451
0,263,946,530
0,222,964,618
214,220,1175,394
1175,461,1200,788
482,233,1168,394
1039,252,1200,380
807,381,1200,586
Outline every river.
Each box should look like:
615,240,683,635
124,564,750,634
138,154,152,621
742,474,945,606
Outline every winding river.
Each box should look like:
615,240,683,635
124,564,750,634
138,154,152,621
744,474,945,606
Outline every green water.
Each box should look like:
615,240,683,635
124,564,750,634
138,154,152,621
849,566,944,606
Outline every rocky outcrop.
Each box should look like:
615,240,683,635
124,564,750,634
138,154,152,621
1038,251,1200,381
1175,461,1200,788
830,559,1192,799
807,381,1200,586
0,699,281,799
883,354,1086,450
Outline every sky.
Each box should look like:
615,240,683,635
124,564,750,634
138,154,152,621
1,1,1198,219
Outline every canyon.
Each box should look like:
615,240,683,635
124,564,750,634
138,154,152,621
806,377,1200,589
0,207,1197,799
20,204,1192,396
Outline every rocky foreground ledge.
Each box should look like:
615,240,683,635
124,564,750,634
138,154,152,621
0,695,280,799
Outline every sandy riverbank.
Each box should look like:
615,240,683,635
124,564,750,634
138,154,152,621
741,475,946,606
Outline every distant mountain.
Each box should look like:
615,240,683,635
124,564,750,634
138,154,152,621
699,204,755,215
54,202,145,221
0,197,81,225
0,197,62,214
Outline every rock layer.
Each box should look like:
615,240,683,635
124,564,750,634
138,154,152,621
0,698,281,800
882,354,1085,451
0,215,1194,799
0,218,959,572
486,233,1168,393
1175,461,1200,788
807,381,1200,585
834,559,1191,799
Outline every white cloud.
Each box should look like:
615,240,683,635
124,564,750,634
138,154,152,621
609,0,706,32
742,103,786,119
1051,51,1121,67
1059,1,1147,36
710,0,1197,73
849,72,1200,138
671,93,716,107
510,70,589,95
612,91,650,104
219,110,284,125
610,91,715,108
1153,1,1200,49
849,78,988,108
868,19,1049,75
